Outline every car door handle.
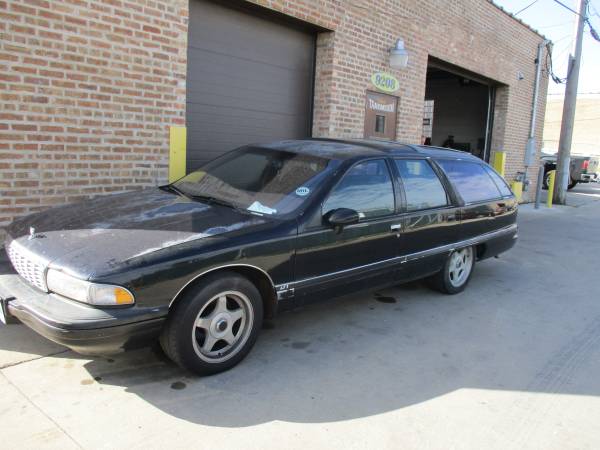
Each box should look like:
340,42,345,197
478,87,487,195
390,224,402,231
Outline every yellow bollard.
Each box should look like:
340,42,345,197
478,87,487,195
492,151,506,177
511,181,523,202
546,170,556,208
169,126,187,183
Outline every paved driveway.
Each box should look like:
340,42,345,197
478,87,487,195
2,185,600,450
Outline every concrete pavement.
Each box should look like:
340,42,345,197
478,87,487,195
1,184,600,449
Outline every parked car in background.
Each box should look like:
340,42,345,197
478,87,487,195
1,139,518,375
541,152,600,189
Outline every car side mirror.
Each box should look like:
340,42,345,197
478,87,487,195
325,208,360,230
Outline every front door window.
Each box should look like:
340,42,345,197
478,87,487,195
323,159,395,220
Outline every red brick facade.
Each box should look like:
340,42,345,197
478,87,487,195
0,0,548,238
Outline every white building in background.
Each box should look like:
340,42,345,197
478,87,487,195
543,93,600,156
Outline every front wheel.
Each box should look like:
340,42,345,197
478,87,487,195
427,246,475,294
160,272,263,376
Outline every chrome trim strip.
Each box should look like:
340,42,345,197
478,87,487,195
275,223,517,293
169,264,277,308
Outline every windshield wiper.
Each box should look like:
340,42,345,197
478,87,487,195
163,186,256,215
160,184,194,199
190,194,246,212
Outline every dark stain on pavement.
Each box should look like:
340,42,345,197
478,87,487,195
374,293,397,304
171,381,186,390
291,341,311,350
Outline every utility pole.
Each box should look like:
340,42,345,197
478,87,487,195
554,0,588,204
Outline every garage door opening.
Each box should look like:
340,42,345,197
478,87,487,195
186,0,318,172
423,58,496,162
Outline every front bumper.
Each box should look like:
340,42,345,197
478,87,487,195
0,272,166,355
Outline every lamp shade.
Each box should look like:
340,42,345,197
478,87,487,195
389,39,409,69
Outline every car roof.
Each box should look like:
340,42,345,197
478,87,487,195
258,139,482,162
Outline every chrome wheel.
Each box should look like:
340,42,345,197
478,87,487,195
192,290,254,363
448,247,474,288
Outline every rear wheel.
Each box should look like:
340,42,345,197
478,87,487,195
160,272,263,376
427,246,475,294
542,171,551,190
543,171,577,190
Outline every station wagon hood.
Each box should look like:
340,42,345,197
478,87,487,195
4,188,272,279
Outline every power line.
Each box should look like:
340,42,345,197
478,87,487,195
586,3,600,40
545,117,600,123
538,21,575,28
515,0,539,15
552,0,585,16
552,0,600,41
545,42,571,84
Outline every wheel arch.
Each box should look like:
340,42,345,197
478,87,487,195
475,243,486,260
168,264,278,320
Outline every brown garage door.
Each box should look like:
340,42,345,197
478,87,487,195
186,0,316,171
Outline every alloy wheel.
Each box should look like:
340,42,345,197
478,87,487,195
448,247,474,288
191,290,254,363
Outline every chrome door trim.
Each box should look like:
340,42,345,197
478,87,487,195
275,223,517,294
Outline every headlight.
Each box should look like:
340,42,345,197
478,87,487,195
46,269,135,306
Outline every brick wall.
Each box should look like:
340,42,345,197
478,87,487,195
248,0,548,197
0,0,548,238
0,0,188,239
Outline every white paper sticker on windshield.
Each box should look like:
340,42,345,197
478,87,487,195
247,201,277,215
295,187,310,196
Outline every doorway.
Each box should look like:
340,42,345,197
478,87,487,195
364,91,399,141
423,58,496,162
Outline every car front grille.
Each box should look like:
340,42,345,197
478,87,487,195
6,240,49,292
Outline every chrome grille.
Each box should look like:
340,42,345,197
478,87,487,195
6,240,48,292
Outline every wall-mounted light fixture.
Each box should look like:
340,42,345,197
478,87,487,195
389,39,409,69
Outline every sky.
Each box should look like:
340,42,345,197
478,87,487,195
494,0,600,96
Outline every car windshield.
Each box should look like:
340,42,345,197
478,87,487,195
173,146,339,216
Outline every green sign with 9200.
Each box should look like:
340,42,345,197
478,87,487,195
371,72,399,93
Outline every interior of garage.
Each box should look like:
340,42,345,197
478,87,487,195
424,58,495,162
186,0,318,172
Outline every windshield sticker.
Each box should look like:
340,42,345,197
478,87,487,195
295,187,310,196
247,201,277,215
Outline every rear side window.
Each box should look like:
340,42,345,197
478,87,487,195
394,159,448,211
323,159,395,219
482,165,513,197
437,160,502,203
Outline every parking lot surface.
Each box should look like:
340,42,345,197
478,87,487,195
2,184,600,450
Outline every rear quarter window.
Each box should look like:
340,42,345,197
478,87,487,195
437,160,502,203
482,165,513,197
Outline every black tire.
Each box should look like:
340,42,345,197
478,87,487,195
543,172,577,190
160,271,263,376
542,171,550,190
426,246,476,294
